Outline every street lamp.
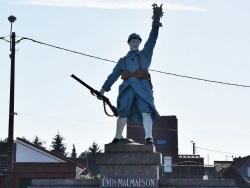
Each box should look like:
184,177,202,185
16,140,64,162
8,15,16,22
6,15,17,188
8,15,16,51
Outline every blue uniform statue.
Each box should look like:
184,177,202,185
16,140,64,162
100,4,164,144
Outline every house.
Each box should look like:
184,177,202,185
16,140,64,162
0,137,88,188
218,156,250,187
214,160,233,172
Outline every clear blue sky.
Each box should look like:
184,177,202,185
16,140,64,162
0,0,250,164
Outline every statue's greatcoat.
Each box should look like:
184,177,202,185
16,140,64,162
102,26,161,124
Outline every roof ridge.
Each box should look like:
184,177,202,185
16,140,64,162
16,137,84,169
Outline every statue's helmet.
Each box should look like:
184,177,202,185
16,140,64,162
127,33,142,43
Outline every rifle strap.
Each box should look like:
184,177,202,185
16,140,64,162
103,100,115,117
123,54,142,70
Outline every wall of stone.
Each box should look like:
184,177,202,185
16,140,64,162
28,178,236,188
29,179,99,188
159,179,236,188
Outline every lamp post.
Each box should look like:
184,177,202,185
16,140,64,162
191,141,196,155
6,15,16,188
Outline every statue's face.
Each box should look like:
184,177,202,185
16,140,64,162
129,39,140,51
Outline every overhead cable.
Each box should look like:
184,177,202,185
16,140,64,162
0,36,10,43
17,112,177,131
16,37,115,63
196,146,246,156
16,37,250,88
17,112,114,125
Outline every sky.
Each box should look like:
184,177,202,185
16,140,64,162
0,0,250,165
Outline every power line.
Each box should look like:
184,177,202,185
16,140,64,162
15,37,250,88
14,112,250,150
16,112,114,125
16,112,250,137
148,69,250,88
180,130,250,137
16,112,177,131
16,37,115,63
196,146,246,156
0,36,10,42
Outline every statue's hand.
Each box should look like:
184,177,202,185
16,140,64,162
152,3,164,21
97,88,105,100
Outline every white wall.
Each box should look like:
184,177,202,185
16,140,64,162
16,139,65,163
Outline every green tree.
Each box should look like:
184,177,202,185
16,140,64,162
33,136,45,148
70,144,77,158
79,142,102,176
79,150,88,158
50,132,67,156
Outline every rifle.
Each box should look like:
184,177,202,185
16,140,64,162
71,74,118,117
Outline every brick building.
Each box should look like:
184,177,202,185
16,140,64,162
127,115,205,179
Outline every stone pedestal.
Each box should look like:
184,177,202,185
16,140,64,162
97,142,162,188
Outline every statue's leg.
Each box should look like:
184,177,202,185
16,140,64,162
142,112,154,144
114,116,127,139
112,87,134,143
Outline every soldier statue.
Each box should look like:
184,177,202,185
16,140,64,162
99,4,164,145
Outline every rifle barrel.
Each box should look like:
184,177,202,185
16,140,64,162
71,74,95,92
71,74,118,117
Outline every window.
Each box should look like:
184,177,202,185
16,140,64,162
248,167,250,177
164,156,172,172
156,139,167,145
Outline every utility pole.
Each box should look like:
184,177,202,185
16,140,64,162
191,141,196,155
6,15,16,188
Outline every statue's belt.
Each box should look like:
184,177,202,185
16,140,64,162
121,70,149,80
121,55,153,89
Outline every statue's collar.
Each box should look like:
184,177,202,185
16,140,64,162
126,50,139,57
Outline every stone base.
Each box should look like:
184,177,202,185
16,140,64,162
105,143,155,153
100,165,160,187
28,178,236,188
97,144,162,188
28,179,99,188
27,178,236,188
